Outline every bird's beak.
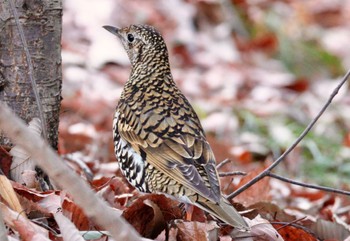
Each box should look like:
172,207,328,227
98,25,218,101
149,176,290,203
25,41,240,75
103,25,121,37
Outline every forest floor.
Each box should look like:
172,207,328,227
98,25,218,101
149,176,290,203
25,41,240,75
1,0,350,240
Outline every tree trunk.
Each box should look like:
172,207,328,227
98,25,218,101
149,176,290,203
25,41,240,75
0,0,62,150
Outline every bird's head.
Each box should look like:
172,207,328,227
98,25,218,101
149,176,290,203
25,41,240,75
103,24,169,67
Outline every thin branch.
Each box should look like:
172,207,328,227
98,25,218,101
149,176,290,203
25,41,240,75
268,173,350,196
32,218,59,236
221,169,350,196
219,171,246,177
274,216,307,231
8,0,48,142
0,103,144,241
270,221,317,239
227,70,350,200
216,158,231,170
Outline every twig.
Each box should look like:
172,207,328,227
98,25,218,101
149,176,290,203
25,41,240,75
227,70,350,200
0,103,145,241
32,218,59,236
8,0,48,142
268,173,350,196
216,158,231,170
222,169,350,195
270,221,317,239
274,216,307,231
219,171,246,177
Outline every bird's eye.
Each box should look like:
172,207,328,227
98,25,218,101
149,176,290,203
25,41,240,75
127,33,134,43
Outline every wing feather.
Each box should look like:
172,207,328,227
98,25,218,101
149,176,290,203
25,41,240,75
117,90,221,203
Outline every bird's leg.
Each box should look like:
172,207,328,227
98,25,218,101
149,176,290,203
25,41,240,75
177,202,187,219
184,204,194,221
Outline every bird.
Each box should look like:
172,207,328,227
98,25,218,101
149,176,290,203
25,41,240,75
103,24,249,231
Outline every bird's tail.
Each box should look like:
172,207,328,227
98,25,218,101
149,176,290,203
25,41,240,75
196,197,249,231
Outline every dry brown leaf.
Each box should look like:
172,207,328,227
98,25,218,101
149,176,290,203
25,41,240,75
54,212,85,241
0,146,12,177
9,181,60,218
284,78,309,92
15,194,52,219
13,219,51,241
219,236,232,241
0,202,47,237
290,187,325,202
123,194,183,239
273,224,316,241
63,153,94,182
230,146,253,164
91,176,115,191
176,220,218,241
10,118,42,189
62,197,91,231
187,205,207,223
241,215,283,241
155,227,178,241
58,120,93,154
0,175,24,216
235,167,271,206
95,177,132,209
248,202,296,223
12,181,56,202
143,199,166,238
37,191,61,214
18,171,38,190
236,33,278,54
310,219,350,241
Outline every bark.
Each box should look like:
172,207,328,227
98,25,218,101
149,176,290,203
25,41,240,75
0,0,62,149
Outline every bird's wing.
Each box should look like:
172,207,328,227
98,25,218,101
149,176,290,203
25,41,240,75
117,99,221,203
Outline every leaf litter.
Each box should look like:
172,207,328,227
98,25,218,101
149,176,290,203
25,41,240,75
1,0,350,240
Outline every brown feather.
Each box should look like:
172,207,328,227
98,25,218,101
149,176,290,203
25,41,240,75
106,24,249,231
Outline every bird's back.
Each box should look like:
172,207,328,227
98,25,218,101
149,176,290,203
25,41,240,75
115,66,222,204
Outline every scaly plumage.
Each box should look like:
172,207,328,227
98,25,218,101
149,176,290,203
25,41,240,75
104,24,249,231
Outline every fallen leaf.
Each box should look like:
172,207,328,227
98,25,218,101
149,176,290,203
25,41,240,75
310,219,350,241
62,197,91,230
10,118,42,189
248,202,296,223
95,177,131,209
273,223,316,241
0,145,12,177
54,212,85,241
235,167,271,206
13,219,51,241
240,215,283,241
0,202,48,237
123,194,183,239
143,199,166,238
0,175,24,216
176,220,218,241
